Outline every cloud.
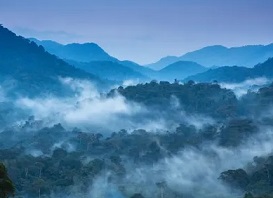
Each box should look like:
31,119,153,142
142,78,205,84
16,78,144,132
122,79,141,87
88,173,125,198
219,77,271,98
15,78,214,134
109,125,273,198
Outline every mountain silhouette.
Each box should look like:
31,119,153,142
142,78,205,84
0,25,104,96
147,44,273,70
185,58,273,83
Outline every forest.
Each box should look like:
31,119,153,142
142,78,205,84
1,80,273,198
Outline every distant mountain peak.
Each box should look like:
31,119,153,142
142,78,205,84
147,43,273,70
168,60,201,65
199,45,227,50
159,55,179,61
185,57,273,83
30,38,117,63
157,60,207,81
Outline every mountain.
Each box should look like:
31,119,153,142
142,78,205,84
0,25,104,96
69,59,206,82
68,60,148,81
181,45,273,67
146,56,179,70
119,60,158,78
29,38,117,62
185,58,273,83
31,38,157,81
147,44,273,70
157,61,207,81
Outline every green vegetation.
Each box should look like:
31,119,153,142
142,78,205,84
0,163,15,198
112,80,238,118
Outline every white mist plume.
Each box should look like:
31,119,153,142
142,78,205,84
15,78,213,133
116,126,273,198
220,77,271,98
16,78,145,132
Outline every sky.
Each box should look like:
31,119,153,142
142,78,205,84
1,0,273,64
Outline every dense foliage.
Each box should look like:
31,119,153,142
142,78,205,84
0,162,15,197
0,119,256,197
0,81,272,197
112,80,238,118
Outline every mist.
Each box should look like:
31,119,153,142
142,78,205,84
2,77,273,198
219,77,271,98
14,78,214,133
79,125,273,198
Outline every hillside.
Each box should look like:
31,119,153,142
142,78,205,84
0,25,103,96
185,58,273,83
68,60,148,81
119,60,158,78
30,38,210,82
157,61,207,81
31,38,159,81
29,38,117,62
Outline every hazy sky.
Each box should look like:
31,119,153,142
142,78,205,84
1,0,273,64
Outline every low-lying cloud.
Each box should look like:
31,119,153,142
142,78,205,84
15,78,214,133
219,77,271,98
106,126,273,198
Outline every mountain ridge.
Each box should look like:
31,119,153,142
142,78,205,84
67,60,148,81
184,58,273,83
29,38,118,62
147,44,273,70
157,61,207,81
0,25,105,96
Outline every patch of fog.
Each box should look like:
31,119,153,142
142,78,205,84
219,77,271,98
25,149,44,157
170,95,215,130
122,79,141,87
109,79,142,91
88,173,125,198
95,126,273,198
15,78,213,134
160,129,273,197
51,141,76,153
179,111,215,130
16,78,146,132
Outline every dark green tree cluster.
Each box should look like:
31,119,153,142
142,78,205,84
0,162,14,198
111,80,238,118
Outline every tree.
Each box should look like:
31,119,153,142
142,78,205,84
32,178,46,198
187,80,195,86
131,193,144,198
0,163,15,198
244,192,254,198
156,181,167,198
219,169,249,190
